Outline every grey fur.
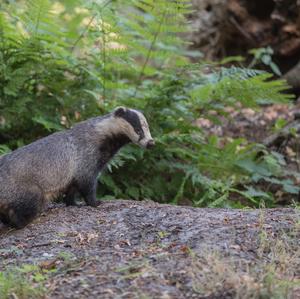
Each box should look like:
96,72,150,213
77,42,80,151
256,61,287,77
0,107,154,228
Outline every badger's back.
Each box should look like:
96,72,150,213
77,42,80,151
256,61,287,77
0,130,77,200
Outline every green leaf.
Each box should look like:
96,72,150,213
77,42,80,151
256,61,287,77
32,116,63,131
243,186,272,199
126,186,140,199
269,62,282,76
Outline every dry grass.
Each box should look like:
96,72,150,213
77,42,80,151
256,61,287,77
188,212,300,299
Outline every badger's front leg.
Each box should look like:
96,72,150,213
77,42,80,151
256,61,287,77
77,177,99,207
64,186,79,206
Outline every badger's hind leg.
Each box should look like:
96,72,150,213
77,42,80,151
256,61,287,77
8,201,39,229
0,206,10,225
5,189,43,229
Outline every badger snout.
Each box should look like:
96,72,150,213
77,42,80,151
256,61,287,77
146,139,155,149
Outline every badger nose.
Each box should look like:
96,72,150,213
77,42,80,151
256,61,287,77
146,139,155,149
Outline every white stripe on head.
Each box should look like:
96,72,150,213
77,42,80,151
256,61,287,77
95,108,154,148
132,109,153,147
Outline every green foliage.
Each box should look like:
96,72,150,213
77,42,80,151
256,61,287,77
0,0,100,147
249,46,282,76
0,264,46,299
0,0,297,207
191,70,292,110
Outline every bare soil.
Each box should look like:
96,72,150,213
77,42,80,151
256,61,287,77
0,200,299,298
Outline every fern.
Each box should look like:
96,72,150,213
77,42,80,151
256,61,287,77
0,1,100,146
133,1,190,58
191,71,293,110
218,66,264,81
77,0,192,102
21,0,61,39
118,0,191,96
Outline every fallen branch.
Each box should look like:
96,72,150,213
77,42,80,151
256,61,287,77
263,118,300,148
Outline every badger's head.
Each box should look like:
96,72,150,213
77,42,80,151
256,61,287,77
112,106,155,149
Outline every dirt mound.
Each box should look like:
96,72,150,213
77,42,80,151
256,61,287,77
0,200,299,298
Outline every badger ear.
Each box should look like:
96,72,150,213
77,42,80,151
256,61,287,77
113,106,127,117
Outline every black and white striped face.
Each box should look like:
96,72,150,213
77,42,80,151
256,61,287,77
113,107,155,149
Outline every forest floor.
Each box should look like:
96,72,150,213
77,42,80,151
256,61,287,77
0,200,299,299
196,102,299,148
0,103,300,299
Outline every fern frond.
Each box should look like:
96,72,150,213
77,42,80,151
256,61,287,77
218,66,264,81
191,72,293,108
21,0,63,39
123,0,191,76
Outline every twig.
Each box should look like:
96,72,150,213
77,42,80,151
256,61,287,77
71,14,96,52
133,10,167,97
100,12,107,100
263,120,300,148
31,241,53,248
70,0,113,53
229,16,254,44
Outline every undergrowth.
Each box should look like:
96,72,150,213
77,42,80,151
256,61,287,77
0,264,46,299
0,0,297,207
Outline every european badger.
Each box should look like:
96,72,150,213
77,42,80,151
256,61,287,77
0,107,154,228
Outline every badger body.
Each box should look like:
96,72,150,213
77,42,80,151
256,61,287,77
0,107,154,228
